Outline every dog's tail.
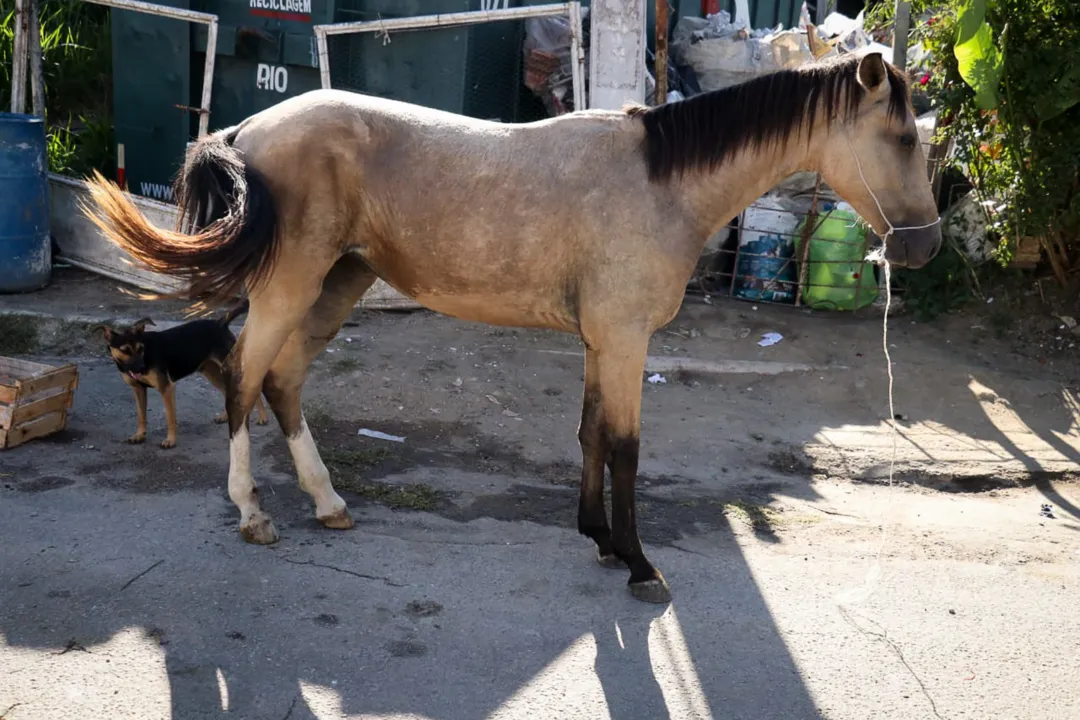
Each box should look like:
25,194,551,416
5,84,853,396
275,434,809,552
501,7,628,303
81,126,280,311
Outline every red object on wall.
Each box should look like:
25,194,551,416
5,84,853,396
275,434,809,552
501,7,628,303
702,0,721,14
117,143,127,192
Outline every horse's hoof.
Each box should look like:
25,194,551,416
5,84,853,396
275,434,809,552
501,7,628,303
240,512,279,545
319,507,355,530
596,552,625,569
629,577,672,604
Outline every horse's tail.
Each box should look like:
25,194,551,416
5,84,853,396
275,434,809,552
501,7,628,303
82,127,280,310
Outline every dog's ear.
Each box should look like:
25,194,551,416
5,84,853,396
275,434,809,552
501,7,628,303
91,324,113,342
130,317,156,333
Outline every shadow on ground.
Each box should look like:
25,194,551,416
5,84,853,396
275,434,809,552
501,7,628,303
842,360,1080,526
5,298,1080,717
1,358,824,719
0,485,822,719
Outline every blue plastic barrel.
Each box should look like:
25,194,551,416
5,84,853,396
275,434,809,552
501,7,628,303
0,112,51,293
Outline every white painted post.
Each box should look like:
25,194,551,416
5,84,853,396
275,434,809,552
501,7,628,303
588,0,646,110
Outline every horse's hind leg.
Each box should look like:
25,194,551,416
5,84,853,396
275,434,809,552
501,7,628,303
578,347,619,566
224,259,335,544
592,334,671,604
262,255,377,530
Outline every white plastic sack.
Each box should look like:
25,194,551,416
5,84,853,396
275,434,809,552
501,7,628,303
771,172,842,214
943,193,1001,264
524,14,573,55
672,12,750,46
821,11,864,38
740,195,801,249
812,11,893,61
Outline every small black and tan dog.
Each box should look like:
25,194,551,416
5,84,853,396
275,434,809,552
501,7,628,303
95,302,269,449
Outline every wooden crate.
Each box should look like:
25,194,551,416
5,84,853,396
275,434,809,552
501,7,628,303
1011,236,1042,269
0,357,79,450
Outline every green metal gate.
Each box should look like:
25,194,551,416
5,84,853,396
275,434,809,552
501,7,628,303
111,0,192,201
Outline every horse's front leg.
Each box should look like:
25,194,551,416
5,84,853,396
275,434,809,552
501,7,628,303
594,337,671,604
577,347,620,566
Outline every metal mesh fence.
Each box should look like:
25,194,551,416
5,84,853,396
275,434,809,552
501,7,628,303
688,141,949,315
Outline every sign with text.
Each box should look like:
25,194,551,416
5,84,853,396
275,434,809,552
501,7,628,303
256,64,290,93
249,0,311,22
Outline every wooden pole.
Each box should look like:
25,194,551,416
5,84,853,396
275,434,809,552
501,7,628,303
892,1,911,70
10,0,29,113
655,0,669,104
29,0,46,118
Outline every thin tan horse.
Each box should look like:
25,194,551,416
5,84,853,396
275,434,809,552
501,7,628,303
84,51,940,604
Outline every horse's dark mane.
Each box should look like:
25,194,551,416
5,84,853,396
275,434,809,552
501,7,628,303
627,53,910,183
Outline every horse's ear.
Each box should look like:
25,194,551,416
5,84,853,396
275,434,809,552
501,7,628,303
856,52,888,95
131,317,156,333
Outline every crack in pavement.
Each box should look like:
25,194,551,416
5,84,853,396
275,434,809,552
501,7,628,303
277,557,407,587
119,559,164,592
359,530,543,547
670,542,714,559
839,606,947,720
281,693,299,720
53,639,89,656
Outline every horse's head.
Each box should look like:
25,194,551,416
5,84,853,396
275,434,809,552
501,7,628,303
817,52,941,269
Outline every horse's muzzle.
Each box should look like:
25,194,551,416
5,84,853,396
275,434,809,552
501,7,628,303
879,223,943,270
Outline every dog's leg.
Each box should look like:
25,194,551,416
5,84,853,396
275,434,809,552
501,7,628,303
253,395,270,426
201,363,232,424
160,383,178,449
128,383,148,444
203,362,268,426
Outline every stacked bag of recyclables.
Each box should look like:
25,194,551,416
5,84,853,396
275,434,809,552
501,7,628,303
732,179,881,311
673,8,888,309
521,8,590,116
522,8,699,114
670,9,814,93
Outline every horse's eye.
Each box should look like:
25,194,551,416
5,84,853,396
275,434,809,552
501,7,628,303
900,133,917,149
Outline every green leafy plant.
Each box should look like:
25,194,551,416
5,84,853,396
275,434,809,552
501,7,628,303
897,234,976,322
0,0,113,176
45,120,76,173
863,0,941,31
915,1,1080,286
953,0,1002,110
